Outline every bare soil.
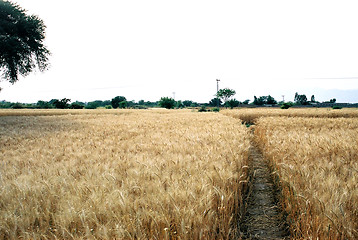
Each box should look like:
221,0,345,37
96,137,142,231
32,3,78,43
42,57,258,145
240,141,289,239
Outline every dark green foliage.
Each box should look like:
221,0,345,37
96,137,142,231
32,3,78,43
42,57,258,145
243,99,250,105
0,100,13,108
118,101,127,109
311,95,316,103
253,95,277,105
158,97,175,109
70,102,84,109
11,102,24,109
212,107,220,112
266,95,277,104
330,98,336,103
53,98,70,109
198,106,208,112
281,102,294,109
36,100,52,109
253,96,265,105
209,97,222,107
0,0,50,83
294,92,308,105
332,105,342,109
182,100,193,107
216,88,236,104
225,99,241,109
85,102,99,109
176,100,184,109
111,96,126,109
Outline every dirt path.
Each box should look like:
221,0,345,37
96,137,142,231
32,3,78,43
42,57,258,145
240,140,289,239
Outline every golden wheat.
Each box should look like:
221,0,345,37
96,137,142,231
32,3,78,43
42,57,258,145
254,117,358,239
0,109,250,239
221,108,358,124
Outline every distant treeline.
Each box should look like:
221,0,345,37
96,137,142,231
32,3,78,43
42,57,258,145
1,93,357,109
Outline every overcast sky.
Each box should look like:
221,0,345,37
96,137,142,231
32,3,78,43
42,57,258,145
1,0,358,103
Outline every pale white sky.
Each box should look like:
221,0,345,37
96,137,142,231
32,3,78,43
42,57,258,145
1,0,358,103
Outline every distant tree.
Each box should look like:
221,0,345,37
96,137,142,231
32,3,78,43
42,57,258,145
311,95,316,103
294,92,308,105
85,101,100,109
158,97,175,109
70,102,84,109
36,100,52,109
138,100,145,105
252,95,277,105
111,96,126,108
281,102,294,109
225,99,241,109
253,96,266,105
118,100,127,109
208,97,222,107
53,98,70,109
182,100,193,107
190,102,199,107
11,102,24,109
266,95,277,104
216,88,236,104
330,98,336,103
176,100,184,109
242,99,250,105
0,0,50,83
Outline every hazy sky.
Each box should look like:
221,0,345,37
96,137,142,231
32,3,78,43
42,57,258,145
1,0,358,103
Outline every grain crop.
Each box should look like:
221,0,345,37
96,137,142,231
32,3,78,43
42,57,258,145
0,109,250,239
254,117,358,239
221,108,358,124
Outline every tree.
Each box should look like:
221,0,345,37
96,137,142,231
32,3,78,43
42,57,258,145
53,98,70,109
111,96,126,108
208,97,222,107
36,100,52,109
311,95,316,103
243,99,250,105
216,88,236,104
158,97,175,109
294,92,308,105
0,1,50,83
182,100,193,107
330,98,336,103
225,99,240,109
253,96,265,105
266,95,277,104
70,102,84,109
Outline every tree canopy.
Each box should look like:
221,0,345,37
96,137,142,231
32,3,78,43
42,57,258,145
0,0,50,83
158,97,176,109
216,88,236,104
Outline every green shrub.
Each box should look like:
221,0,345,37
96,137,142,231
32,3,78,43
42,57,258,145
212,107,220,112
198,106,207,112
332,106,342,109
281,102,294,109
158,97,176,109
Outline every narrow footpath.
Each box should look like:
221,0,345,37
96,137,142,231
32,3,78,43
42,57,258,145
240,140,289,239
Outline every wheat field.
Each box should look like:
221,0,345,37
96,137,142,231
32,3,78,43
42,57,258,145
0,109,250,239
1,108,357,239
223,108,358,239
254,117,358,239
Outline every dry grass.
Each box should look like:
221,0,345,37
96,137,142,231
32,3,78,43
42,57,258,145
221,108,358,124
254,117,358,239
0,109,250,239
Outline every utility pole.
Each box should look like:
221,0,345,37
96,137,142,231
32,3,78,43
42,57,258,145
282,95,285,103
216,79,220,107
